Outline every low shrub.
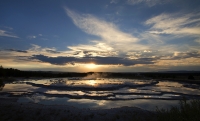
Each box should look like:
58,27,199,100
156,98,200,121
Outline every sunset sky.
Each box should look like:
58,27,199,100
0,0,200,72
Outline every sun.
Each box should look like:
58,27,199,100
85,63,97,69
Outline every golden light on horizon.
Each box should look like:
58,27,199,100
85,63,98,69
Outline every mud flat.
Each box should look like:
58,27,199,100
0,97,155,121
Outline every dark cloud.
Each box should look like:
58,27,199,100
31,54,156,66
7,49,27,53
75,50,117,57
16,56,31,61
45,49,60,54
90,57,156,66
165,51,200,60
31,55,77,65
73,51,81,55
83,51,93,57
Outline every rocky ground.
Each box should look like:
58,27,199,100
0,97,156,121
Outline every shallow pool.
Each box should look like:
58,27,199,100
1,78,200,110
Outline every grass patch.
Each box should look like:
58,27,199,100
156,98,200,121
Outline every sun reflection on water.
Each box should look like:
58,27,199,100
87,80,97,86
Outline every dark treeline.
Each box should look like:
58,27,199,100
0,65,199,80
0,66,87,78
106,72,199,80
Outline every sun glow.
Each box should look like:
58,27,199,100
85,63,98,69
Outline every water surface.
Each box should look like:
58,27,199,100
1,78,200,110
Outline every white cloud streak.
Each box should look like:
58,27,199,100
27,35,37,39
64,7,149,54
65,8,138,43
127,0,171,7
145,13,200,36
0,29,19,38
68,43,113,52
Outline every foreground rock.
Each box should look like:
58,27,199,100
0,97,155,121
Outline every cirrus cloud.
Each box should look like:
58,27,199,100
0,29,19,38
64,8,148,54
145,13,200,36
127,0,171,7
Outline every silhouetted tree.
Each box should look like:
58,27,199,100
0,65,5,90
0,79,5,91
0,65,5,77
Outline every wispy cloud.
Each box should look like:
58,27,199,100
110,0,120,4
0,29,19,38
68,43,113,52
64,7,149,54
27,44,69,57
27,34,47,40
27,35,37,39
68,42,117,57
161,51,200,60
6,49,27,53
65,8,138,43
145,13,200,36
127,0,171,7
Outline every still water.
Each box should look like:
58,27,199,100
1,78,200,110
